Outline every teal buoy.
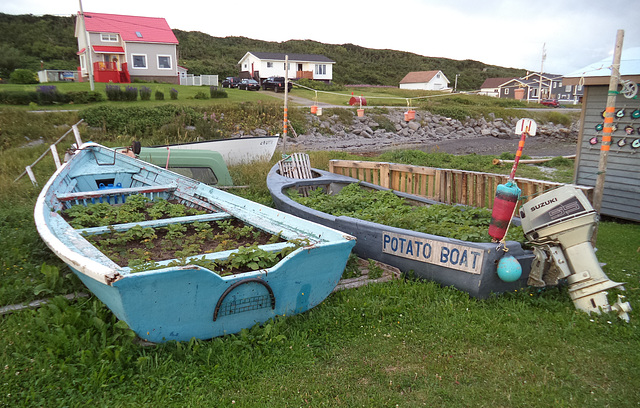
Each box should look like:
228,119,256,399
497,254,522,282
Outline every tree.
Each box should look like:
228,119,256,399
0,44,24,79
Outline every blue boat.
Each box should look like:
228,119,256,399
267,164,535,299
34,143,355,342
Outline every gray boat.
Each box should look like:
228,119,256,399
267,164,535,299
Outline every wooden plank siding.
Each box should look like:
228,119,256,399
573,85,640,222
329,159,594,212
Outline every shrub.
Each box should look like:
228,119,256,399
9,69,38,84
170,88,178,100
65,91,104,104
0,90,38,105
124,86,138,101
139,86,152,101
36,85,63,105
194,91,208,99
80,105,201,135
154,90,165,100
210,86,228,99
105,85,122,101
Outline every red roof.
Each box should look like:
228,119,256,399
92,46,125,54
82,12,178,44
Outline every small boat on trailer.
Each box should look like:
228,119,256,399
34,143,355,342
267,164,535,299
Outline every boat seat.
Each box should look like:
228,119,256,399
56,184,177,206
278,153,313,180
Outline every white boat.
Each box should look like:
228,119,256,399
152,136,279,165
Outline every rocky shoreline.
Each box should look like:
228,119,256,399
274,109,580,157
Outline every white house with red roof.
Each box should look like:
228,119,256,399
399,70,450,91
75,12,179,84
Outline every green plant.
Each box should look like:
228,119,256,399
170,87,178,100
210,86,228,99
9,68,37,84
194,91,208,99
154,89,164,100
139,86,152,101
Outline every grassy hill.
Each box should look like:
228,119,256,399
0,12,526,90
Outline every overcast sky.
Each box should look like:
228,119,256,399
2,0,639,75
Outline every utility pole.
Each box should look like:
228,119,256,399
454,74,460,93
537,43,546,103
78,0,94,91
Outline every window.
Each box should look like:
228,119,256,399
577,85,583,91
283,63,290,70
565,85,572,92
315,64,326,75
131,54,147,69
158,55,172,69
101,33,118,42
505,88,510,95
80,55,86,70
267,62,273,68
135,31,143,38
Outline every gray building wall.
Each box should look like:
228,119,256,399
574,85,640,222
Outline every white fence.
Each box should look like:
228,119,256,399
180,74,219,86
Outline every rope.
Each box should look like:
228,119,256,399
291,81,476,102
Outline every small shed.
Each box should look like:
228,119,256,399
563,47,640,222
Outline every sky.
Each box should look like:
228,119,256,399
2,0,640,75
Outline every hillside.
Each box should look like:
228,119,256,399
0,12,526,89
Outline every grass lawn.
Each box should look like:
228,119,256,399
0,101,636,407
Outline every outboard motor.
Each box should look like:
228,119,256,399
519,186,631,321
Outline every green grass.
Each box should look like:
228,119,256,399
0,105,637,407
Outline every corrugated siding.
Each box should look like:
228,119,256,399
575,85,640,221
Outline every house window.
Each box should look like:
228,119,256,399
283,63,290,70
101,33,118,42
131,54,147,69
243,63,247,69
577,85,583,91
565,85,572,92
505,88,509,95
267,62,273,68
315,64,326,75
158,55,172,70
80,55,86,70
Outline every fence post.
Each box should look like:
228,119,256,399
380,163,390,188
72,125,83,147
50,144,61,169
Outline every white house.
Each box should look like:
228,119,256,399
75,12,179,84
238,52,335,83
399,70,450,91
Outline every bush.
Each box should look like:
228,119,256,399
124,86,137,101
65,91,104,104
9,69,38,84
194,91,208,99
80,105,201,135
36,85,64,105
154,90,164,100
105,85,122,101
210,86,228,99
0,90,38,105
170,88,178,100
139,86,152,101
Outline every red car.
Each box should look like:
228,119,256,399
540,99,559,107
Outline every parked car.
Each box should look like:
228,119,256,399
262,77,293,93
540,99,560,107
221,77,242,88
238,79,261,91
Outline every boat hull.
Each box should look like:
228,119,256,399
267,165,535,299
153,136,279,165
35,143,354,342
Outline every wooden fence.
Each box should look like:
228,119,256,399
328,160,594,211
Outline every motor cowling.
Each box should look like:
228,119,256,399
519,186,631,321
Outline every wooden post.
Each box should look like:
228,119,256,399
593,30,624,214
282,55,288,155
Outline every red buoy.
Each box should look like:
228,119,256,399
488,181,521,241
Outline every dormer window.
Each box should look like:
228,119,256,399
101,33,118,42
136,31,143,38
